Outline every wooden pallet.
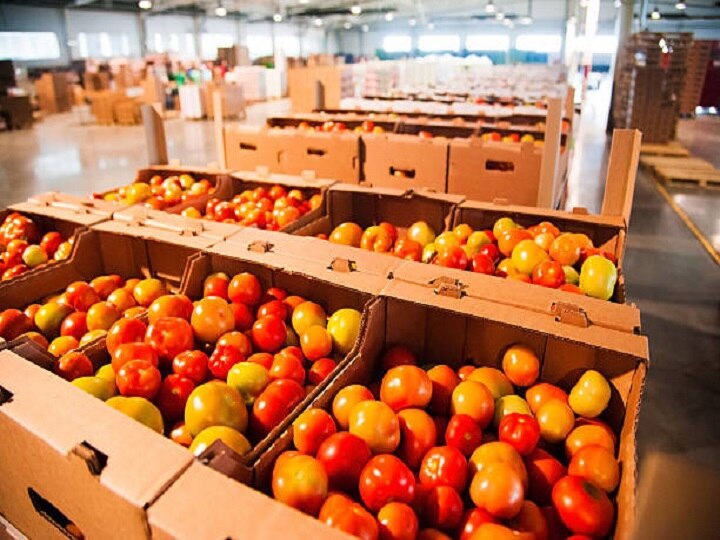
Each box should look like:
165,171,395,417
640,155,715,170
640,142,690,156
654,166,720,188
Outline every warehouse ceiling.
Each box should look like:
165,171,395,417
2,0,720,26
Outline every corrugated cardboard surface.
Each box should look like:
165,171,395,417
147,463,351,540
448,139,544,206
10,193,116,226
283,131,360,184
224,127,285,174
0,351,192,540
362,133,449,192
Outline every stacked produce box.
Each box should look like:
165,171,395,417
0,91,647,540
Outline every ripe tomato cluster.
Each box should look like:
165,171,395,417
285,120,385,134
271,344,619,539
0,274,156,363
98,174,216,208
184,185,322,231
326,216,619,301
479,132,537,144
0,213,72,281
62,271,363,457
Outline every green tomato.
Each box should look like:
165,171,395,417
95,364,115,383
227,362,270,405
569,370,611,418
189,426,251,457
184,381,247,436
326,308,362,355
72,376,116,401
493,395,531,428
579,255,617,301
563,265,580,285
106,396,164,433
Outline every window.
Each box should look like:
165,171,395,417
515,34,562,53
0,32,61,61
466,34,510,52
275,35,300,57
576,35,618,54
418,34,460,53
76,32,134,58
382,35,412,53
201,33,235,60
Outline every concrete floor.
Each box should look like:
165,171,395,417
1,87,719,477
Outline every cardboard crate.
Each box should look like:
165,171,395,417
149,285,647,539
362,133,449,192
0,349,193,540
224,127,286,174
267,114,398,133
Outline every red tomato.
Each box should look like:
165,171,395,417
251,378,306,438
380,365,433,412
419,446,468,493
145,317,194,365
434,245,469,270
156,374,195,424
230,302,254,331
271,454,328,515
471,253,496,275
532,260,565,288
423,485,464,531
55,351,93,381
59,311,88,342
381,346,416,371
106,317,147,355
216,331,253,357
479,244,501,264
359,454,416,512
445,414,483,457
508,500,549,540
172,350,208,384
396,408,437,470
319,493,379,540
551,476,614,537
308,358,336,385
459,508,497,540
257,299,289,321
251,315,287,353
40,231,63,257
116,359,161,400
228,272,262,306
525,448,567,505
112,342,159,372
499,413,541,456
247,352,274,370
203,273,229,299
316,432,372,491
208,345,245,379
378,502,418,540
292,408,336,455
269,354,305,385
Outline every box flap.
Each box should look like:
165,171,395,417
97,208,238,247
11,193,115,225
380,280,649,360
148,463,350,540
601,129,642,224
0,350,192,513
211,230,389,295
326,182,409,197
230,170,336,189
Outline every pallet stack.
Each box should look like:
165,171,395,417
612,32,693,143
679,40,713,115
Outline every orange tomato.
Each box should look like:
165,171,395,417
468,523,534,540
348,400,400,454
380,365,433,412
565,425,615,459
147,294,193,324
526,383,568,415
271,454,328,515
332,384,374,429
457,365,476,381
469,462,525,519
451,380,495,429
498,229,533,257
216,331,253,357
568,445,620,492
269,354,305,385
537,221,560,237
319,493,379,540
508,501,549,540
377,502,419,540
418,529,452,540
549,235,581,266
396,408,438,469
469,441,528,490
502,345,540,387
537,400,575,443
191,297,235,343
300,325,333,361
292,408,337,455
427,365,460,415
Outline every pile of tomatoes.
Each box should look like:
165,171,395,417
284,120,385,134
326,216,619,301
0,212,72,281
0,274,155,359
97,174,217,209
271,344,620,539
182,185,323,231
60,270,362,455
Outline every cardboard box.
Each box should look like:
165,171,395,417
362,133,449,192
154,285,646,539
224,127,286,174
0,349,193,540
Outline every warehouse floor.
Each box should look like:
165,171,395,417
0,89,719,480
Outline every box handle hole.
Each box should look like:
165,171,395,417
239,143,257,151
71,441,108,476
306,148,326,157
389,167,416,179
0,385,13,405
27,488,84,539
485,160,515,172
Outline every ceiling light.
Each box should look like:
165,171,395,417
385,11,395,21
651,6,661,19
350,4,362,15
486,0,495,13
313,17,323,26
344,21,353,29
427,22,435,30
495,11,505,20
409,18,417,27
273,12,283,22
519,15,532,24
674,1,686,9
614,0,621,6
215,5,227,16
362,24,369,32
138,0,152,9
299,0,309,4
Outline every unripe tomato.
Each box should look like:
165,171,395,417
469,442,528,490
526,383,568,415
272,453,328,515
185,381,247,436
380,365,433,412
359,454,416,512
189,425,250,457
565,424,615,459
451,380,494,428
191,297,235,344
300,325,332,361
568,370,611,418
537,400,575,443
